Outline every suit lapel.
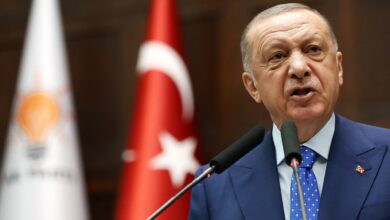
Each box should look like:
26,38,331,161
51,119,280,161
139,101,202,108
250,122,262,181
319,116,388,219
229,133,285,220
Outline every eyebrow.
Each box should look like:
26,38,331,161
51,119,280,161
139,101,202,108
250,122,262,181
260,38,290,55
300,33,325,45
261,32,326,53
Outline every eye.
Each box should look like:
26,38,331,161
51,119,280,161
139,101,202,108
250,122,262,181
306,45,321,54
269,51,286,62
304,44,326,61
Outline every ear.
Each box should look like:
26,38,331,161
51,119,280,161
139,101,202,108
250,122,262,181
336,51,343,86
242,72,262,103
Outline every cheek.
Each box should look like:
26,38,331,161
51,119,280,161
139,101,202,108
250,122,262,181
258,71,286,103
314,59,341,90
318,72,341,103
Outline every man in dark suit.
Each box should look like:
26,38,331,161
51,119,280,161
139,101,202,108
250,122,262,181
189,3,390,220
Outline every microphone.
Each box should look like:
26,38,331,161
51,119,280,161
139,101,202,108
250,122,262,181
210,125,265,173
281,121,302,166
281,121,307,220
147,125,265,220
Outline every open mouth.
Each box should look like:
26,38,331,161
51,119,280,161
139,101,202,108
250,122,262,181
291,87,314,96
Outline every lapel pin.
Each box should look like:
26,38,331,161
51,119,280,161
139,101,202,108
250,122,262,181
355,165,365,175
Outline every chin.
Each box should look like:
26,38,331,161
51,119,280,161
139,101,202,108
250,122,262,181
289,106,327,122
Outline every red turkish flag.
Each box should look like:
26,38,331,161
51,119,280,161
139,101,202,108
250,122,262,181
115,0,201,219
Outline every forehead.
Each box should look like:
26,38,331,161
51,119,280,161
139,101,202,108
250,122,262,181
246,10,331,45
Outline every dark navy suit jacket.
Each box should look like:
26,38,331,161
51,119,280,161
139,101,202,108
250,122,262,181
189,115,390,219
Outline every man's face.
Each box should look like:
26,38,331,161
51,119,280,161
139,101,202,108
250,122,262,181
242,10,343,127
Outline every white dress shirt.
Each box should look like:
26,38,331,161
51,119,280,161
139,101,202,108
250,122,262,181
272,113,335,220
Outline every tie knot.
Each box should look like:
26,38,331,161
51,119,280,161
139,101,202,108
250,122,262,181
299,146,318,169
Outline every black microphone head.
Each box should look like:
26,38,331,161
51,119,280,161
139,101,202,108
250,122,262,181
210,125,265,174
281,121,302,166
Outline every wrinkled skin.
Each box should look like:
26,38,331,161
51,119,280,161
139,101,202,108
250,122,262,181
242,10,343,142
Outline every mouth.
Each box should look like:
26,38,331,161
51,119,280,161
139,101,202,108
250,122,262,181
291,87,314,96
288,86,316,103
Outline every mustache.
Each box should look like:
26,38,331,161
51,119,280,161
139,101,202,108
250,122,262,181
285,80,319,96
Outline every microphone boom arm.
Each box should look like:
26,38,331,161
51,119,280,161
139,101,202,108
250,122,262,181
147,165,216,220
291,158,307,220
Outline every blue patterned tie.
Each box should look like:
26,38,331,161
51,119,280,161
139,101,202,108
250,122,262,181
290,146,320,220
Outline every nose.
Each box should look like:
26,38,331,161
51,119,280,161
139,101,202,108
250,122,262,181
287,51,311,80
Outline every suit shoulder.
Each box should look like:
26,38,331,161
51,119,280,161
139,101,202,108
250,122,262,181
338,115,390,143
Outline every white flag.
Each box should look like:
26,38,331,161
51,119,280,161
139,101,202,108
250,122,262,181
0,0,89,219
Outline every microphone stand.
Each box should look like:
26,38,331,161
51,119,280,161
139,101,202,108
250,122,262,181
147,165,215,220
291,158,307,220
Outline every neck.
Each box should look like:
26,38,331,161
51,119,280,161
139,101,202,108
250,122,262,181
274,113,333,143
295,114,332,143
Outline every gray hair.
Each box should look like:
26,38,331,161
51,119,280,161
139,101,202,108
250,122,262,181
240,3,338,74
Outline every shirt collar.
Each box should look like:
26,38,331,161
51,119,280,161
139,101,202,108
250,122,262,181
273,113,335,166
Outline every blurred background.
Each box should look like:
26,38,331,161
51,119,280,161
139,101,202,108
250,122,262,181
1,0,390,219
